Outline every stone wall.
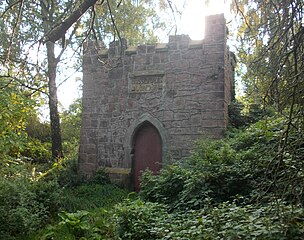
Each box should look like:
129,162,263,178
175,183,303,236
78,13,236,186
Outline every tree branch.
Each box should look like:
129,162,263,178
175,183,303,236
0,0,22,18
6,0,24,63
44,0,104,43
107,0,122,43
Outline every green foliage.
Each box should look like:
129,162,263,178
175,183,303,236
20,137,52,163
39,208,119,240
34,185,128,240
228,100,248,128
113,199,168,239
34,197,304,239
0,154,127,239
0,87,34,158
53,157,85,188
228,100,271,128
60,184,127,213
60,98,82,161
43,211,92,239
25,115,51,143
61,98,81,144
227,116,304,204
93,0,170,45
88,168,111,185
141,115,304,211
0,161,62,239
23,116,52,163
112,199,304,240
43,157,110,188
0,86,51,164
140,140,254,210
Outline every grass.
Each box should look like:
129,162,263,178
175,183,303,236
59,183,129,212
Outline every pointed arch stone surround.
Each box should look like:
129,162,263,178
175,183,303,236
124,113,168,169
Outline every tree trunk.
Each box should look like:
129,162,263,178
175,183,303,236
46,41,63,159
40,0,63,160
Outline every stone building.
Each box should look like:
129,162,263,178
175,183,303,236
78,14,236,190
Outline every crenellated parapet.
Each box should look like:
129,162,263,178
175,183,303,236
84,13,227,60
84,32,225,60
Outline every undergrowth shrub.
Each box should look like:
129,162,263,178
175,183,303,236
45,157,110,188
54,157,85,187
60,184,128,212
141,164,253,211
0,172,61,239
141,115,304,208
20,137,52,164
34,186,128,240
34,198,304,240
114,199,168,240
112,199,304,240
140,140,254,210
0,155,121,239
228,100,273,128
227,116,304,204
39,210,109,240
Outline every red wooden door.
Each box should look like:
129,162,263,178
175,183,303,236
133,123,162,192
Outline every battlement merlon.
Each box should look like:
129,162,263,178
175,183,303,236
205,13,227,41
83,13,227,58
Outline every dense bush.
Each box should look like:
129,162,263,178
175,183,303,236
2,114,303,239
51,157,86,187
33,185,128,240
34,197,304,239
20,137,52,163
25,115,51,143
227,116,304,204
228,100,270,128
114,199,168,239
141,115,304,208
38,209,117,240
0,171,61,239
113,199,304,240
128,115,303,239
140,141,254,210
44,157,111,188
0,152,127,240
0,87,34,158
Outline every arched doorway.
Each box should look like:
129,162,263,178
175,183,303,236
132,122,162,192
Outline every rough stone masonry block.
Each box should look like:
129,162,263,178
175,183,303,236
79,13,235,189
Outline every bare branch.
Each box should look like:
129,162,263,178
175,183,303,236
166,0,178,35
106,0,122,43
232,0,251,32
0,0,22,18
6,0,24,63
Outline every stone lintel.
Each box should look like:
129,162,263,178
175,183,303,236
105,167,131,175
130,70,165,77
